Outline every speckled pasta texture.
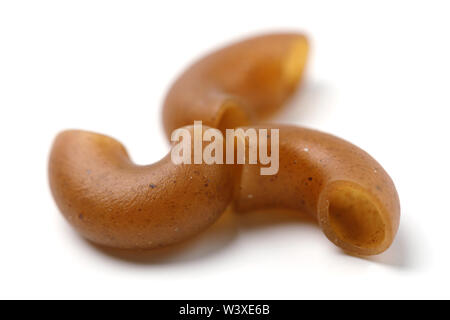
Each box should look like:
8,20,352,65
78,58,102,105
233,125,400,255
49,32,400,256
49,128,235,249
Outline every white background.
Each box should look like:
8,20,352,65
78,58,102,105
1,1,449,299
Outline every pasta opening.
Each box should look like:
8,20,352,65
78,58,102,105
282,38,308,87
327,186,386,249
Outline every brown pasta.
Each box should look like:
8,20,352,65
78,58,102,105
234,125,400,256
162,33,309,136
48,127,235,249
49,32,400,256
